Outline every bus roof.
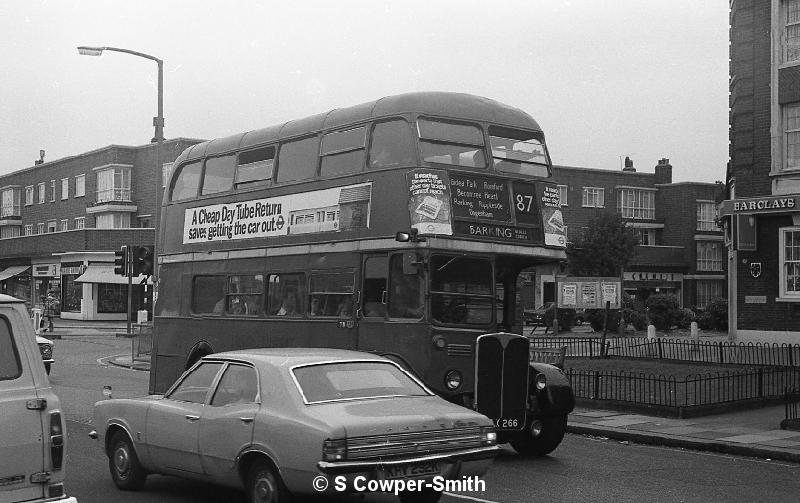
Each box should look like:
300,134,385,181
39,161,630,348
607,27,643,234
179,92,542,161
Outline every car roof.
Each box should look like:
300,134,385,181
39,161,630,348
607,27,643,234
203,348,388,368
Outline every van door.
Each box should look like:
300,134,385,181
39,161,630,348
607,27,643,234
0,317,46,501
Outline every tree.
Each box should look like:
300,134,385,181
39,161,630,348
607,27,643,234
566,211,639,277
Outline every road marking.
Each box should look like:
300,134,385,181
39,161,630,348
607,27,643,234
445,493,501,503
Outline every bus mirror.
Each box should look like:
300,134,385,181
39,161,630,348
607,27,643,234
402,252,421,275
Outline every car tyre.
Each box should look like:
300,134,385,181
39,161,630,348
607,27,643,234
399,487,443,503
108,431,147,490
246,459,290,503
509,414,568,457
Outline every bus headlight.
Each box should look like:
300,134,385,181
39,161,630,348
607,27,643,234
445,370,462,390
534,373,547,391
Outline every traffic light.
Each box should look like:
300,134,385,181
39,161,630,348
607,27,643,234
131,246,154,276
114,246,128,276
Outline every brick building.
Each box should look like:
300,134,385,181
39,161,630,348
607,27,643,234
720,0,800,342
0,138,200,320
531,158,726,311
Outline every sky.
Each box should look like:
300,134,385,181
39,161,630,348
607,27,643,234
0,1,729,183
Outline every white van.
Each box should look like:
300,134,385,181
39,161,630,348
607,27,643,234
0,295,76,503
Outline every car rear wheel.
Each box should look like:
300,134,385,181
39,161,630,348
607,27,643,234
399,487,443,503
246,459,290,503
108,431,147,490
509,414,568,456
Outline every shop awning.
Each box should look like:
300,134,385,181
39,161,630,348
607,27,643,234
74,264,150,285
0,265,30,282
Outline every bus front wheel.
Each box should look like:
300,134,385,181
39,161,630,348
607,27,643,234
509,414,567,456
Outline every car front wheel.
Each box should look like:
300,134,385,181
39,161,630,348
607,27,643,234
509,414,568,456
108,431,147,490
247,460,290,503
399,487,443,503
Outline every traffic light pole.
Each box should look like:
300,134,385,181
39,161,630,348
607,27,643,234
127,245,133,336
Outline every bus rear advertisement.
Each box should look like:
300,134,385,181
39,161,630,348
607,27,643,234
151,91,574,457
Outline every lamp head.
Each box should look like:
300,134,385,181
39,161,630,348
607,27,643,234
77,46,104,56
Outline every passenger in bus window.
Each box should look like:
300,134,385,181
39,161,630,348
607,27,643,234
276,291,299,316
309,296,324,316
389,276,423,318
336,297,353,318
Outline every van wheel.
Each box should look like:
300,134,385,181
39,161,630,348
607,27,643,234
246,459,290,503
509,414,568,456
108,431,147,490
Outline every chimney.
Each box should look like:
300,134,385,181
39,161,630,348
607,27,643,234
622,156,636,172
654,158,672,184
34,150,45,166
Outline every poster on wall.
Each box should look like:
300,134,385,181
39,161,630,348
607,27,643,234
406,169,453,235
182,182,372,244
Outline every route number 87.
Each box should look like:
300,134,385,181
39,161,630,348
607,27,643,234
516,194,534,213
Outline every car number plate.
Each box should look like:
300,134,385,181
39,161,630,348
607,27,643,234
494,417,523,429
380,461,440,480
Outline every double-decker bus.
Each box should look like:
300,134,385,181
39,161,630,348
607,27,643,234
150,92,574,455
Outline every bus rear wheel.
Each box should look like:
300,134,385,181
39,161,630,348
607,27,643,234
509,414,567,456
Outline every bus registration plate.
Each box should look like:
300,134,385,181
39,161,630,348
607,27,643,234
380,461,440,480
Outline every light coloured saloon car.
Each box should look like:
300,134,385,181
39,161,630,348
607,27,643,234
90,348,499,503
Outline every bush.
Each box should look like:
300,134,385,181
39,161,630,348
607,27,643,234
544,307,576,332
586,308,620,332
675,308,696,330
623,309,648,331
697,298,728,331
645,294,681,331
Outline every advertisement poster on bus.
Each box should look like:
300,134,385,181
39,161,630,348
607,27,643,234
539,184,566,247
406,169,452,236
182,182,372,244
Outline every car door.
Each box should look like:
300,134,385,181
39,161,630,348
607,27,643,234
0,318,45,502
145,361,223,475
199,363,258,486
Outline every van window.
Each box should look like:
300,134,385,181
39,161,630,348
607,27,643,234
0,319,21,380
276,137,319,183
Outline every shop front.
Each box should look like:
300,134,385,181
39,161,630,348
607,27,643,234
32,262,61,316
623,271,684,306
72,263,148,321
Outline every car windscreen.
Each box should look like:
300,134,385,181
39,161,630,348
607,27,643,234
292,361,430,403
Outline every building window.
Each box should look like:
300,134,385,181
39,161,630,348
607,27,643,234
696,280,724,309
50,180,55,202
162,162,173,188
95,213,130,229
781,228,800,298
558,185,568,206
697,241,723,271
785,103,800,170
1,227,20,239
24,224,32,236
639,228,656,246
60,219,68,231
582,187,604,208
47,220,57,233
61,178,69,199
696,201,717,231
75,174,85,198
96,166,131,203
37,183,45,204
1,188,20,218
25,186,33,206
74,217,85,230
617,188,655,219
37,223,44,234
787,0,800,62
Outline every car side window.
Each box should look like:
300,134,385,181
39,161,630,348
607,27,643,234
211,364,259,407
0,319,21,380
167,362,223,404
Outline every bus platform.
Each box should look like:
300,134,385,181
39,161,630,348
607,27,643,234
568,405,800,463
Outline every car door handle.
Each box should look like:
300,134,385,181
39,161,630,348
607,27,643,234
185,415,200,422
239,417,254,423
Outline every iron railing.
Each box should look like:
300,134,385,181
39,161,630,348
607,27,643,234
783,386,800,430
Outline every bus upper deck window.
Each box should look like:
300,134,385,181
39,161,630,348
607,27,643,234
276,137,319,184
417,118,486,168
170,160,203,201
201,155,236,196
368,120,416,169
236,147,275,186
321,127,366,178
488,126,550,177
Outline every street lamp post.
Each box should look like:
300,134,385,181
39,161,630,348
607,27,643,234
78,45,164,318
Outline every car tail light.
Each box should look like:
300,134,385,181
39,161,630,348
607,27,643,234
39,343,52,359
49,412,64,469
480,427,497,446
322,439,347,462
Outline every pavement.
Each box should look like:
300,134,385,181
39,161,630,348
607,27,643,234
45,318,800,463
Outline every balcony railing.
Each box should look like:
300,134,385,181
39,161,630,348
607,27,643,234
96,188,132,203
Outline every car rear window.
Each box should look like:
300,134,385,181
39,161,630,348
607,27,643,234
0,318,22,380
292,361,429,403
